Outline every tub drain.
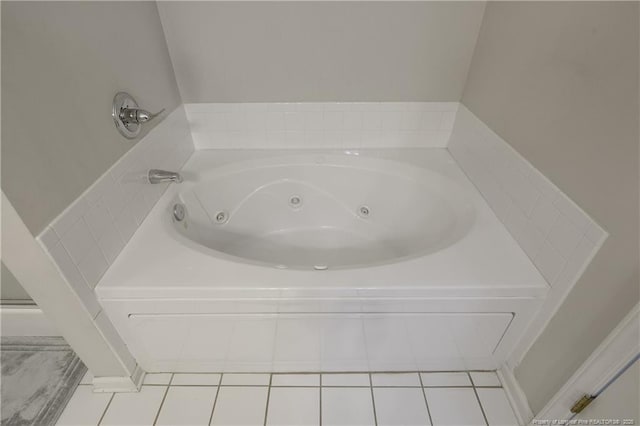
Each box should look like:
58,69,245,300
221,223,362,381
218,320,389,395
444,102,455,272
314,265,329,270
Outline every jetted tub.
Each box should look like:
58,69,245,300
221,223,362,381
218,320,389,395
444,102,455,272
174,154,475,270
97,149,548,373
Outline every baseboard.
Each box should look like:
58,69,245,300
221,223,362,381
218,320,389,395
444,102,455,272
92,364,146,393
533,302,640,423
498,365,534,425
0,305,60,336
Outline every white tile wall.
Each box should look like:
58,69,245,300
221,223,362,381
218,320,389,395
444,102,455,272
448,105,608,363
185,102,458,150
37,106,194,319
448,105,607,285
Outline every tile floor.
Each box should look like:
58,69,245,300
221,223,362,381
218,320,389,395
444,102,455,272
56,371,520,426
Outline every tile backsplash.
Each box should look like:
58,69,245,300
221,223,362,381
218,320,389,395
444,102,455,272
185,102,458,150
37,106,194,318
447,105,608,363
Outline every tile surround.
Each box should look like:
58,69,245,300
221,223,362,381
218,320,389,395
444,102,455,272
185,102,458,149
448,105,607,276
59,371,519,425
447,104,608,363
37,106,194,320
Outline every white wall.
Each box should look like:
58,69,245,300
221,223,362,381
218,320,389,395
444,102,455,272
460,1,639,413
158,2,486,103
1,1,182,235
1,262,32,302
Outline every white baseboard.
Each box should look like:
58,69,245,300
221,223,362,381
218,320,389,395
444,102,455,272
533,302,640,423
498,365,534,425
0,305,60,336
92,364,146,393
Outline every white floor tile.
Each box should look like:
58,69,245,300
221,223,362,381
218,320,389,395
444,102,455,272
172,373,221,386
266,387,319,425
143,373,172,385
156,386,218,426
221,373,271,386
322,387,375,426
210,386,269,426
420,372,472,387
424,388,485,426
476,388,519,426
470,372,501,387
372,373,421,387
373,387,431,426
271,374,320,387
322,373,370,387
56,386,112,426
100,386,166,426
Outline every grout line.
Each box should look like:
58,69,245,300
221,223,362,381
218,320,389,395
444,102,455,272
468,372,489,426
319,373,322,426
96,393,115,426
216,384,271,387
418,371,434,426
146,370,498,375
368,373,378,426
208,372,224,426
138,383,496,388
152,373,173,426
263,374,273,426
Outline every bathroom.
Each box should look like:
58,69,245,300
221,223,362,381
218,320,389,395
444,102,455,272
1,1,638,425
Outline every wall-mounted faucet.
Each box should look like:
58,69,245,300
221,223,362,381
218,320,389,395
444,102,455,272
112,92,164,139
148,169,183,184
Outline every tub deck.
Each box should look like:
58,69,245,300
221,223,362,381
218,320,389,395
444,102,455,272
96,149,548,301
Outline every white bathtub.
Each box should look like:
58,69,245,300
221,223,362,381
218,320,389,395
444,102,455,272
174,154,475,270
97,149,547,372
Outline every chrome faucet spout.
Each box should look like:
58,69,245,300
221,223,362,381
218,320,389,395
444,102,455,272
148,169,183,184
